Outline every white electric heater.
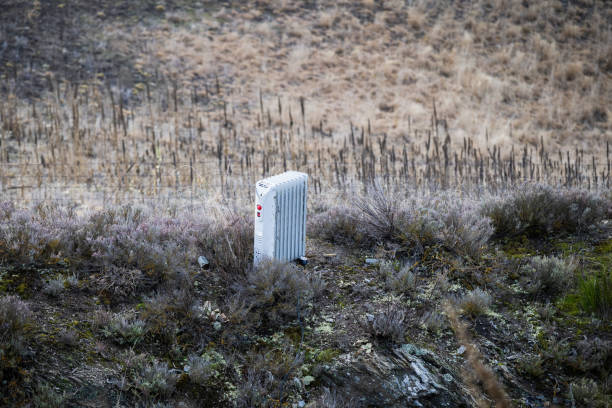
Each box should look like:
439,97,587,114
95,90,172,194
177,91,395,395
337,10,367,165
254,171,308,266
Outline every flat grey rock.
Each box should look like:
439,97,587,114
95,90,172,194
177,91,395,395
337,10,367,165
318,344,471,407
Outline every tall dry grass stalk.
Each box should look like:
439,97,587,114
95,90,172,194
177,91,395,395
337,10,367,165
445,303,512,408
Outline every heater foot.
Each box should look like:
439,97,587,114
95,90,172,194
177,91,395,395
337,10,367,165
297,256,308,266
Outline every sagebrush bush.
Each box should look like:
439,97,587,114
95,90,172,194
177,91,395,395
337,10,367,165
0,203,253,287
356,187,407,242
456,288,492,317
198,210,253,277
483,184,609,238
133,359,179,399
313,189,493,259
235,340,304,407
436,197,493,259
0,295,32,342
520,256,575,299
0,295,33,402
234,368,276,408
42,277,66,297
420,309,448,332
569,337,612,374
569,378,610,408
140,289,200,346
101,313,148,346
238,260,322,328
32,383,65,408
381,261,416,295
184,350,226,386
90,266,150,304
363,304,407,343
308,205,365,246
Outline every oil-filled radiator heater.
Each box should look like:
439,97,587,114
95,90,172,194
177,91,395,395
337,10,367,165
253,171,308,266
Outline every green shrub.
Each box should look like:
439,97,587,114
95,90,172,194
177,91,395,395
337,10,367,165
577,273,612,318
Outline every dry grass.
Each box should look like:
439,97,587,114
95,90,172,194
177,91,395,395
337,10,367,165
0,1,609,212
445,304,512,408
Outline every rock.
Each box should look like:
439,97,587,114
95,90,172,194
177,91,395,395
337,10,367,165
198,256,209,269
212,321,222,331
365,258,379,265
318,344,470,407
456,345,466,355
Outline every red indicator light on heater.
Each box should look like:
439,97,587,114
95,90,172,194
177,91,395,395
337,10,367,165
257,204,262,210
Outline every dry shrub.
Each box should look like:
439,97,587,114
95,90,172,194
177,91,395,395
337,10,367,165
362,303,407,343
0,295,32,343
437,198,493,259
0,203,254,286
89,266,150,304
455,288,492,317
237,260,323,329
569,378,610,408
483,184,609,238
520,256,575,300
200,211,253,277
567,337,612,374
316,189,493,259
421,308,448,333
140,288,202,346
562,23,582,40
235,342,304,407
381,261,417,295
406,7,426,31
101,312,148,347
308,205,365,246
132,359,179,399
356,186,406,243
0,295,33,403
563,61,583,82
